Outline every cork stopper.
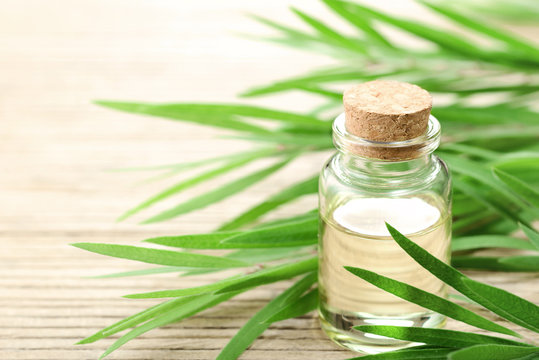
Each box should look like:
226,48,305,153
342,80,433,160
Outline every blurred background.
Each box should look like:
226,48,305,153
1,0,537,235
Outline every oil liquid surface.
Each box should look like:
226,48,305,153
318,197,451,353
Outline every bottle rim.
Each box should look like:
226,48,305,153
332,113,441,160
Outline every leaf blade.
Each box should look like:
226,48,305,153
124,257,317,299
72,243,249,268
355,326,529,348
386,223,539,333
143,156,296,223
344,266,517,336
448,344,539,360
216,272,317,360
218,175,319,230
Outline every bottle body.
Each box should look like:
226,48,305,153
318,114,451,354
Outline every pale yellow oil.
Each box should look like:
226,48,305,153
318,196,451,354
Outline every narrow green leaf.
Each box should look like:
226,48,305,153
322,0,394,48
99,291,240,359
143,156,295,223
442,153,531,210
420,1,539,57
493,168,539,208
215,257,318,294
450,126,539,143
218,175,319,231
72,243,249,268
95,101,270,134
124,257,317,299
452,178,531,227
355,326,529,348
216,272,316,360
338,1,538,67
451,235,536,252
452,256,539,272
96,101,329,132
264,288,318,323
180,247,311,277
90,266,188,279
334,2,482,61
386,223,539,333
76,297,188,344
226,133,332,148
146,217,317,249
241,67,410,98
221,217,318,248
452,209,498,235
520,223,539,251
291,8,368,54
248,13,318,44
146,231,240,249
448,344,539,360
346,347,454,360
344,266,517,336
439,143,500,160
118,148,279,221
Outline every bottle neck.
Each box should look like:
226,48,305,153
335,152,439,190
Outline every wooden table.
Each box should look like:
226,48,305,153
1,1,537,359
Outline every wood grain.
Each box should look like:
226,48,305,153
1,1,537,359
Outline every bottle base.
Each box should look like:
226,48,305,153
319,305,446,354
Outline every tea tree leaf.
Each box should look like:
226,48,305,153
77,297,189,344
215,256,317,294
146,231,240,249
118,148,280,221
452,255,539,272
420,1,539,57
451,235,536,252
247,14,319,45
95,102,329,132
227,133,332,148
71,243,249,268
94,101,270,134
493,168,539,208
147,217,317,249
355,326,530,348
264,288,318,323
448,344,539,360
221,217,318,247
386,223,539,333
291,8,368,55
90,266,188,279
520,223,539,250
124,257,317,299
322,0,394,48
216,272,316,360
442,154,531,210
346,347,455,360
439,143,499,161
344,266,517,336
241,67,410,98
218,175,319,230
143,156,295,223
452,178,531,227
99,291,240,359
180,247,311,277
334,2,486,62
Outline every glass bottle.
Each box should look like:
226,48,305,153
318,82,452,354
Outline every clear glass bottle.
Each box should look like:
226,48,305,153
318,113,452,354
